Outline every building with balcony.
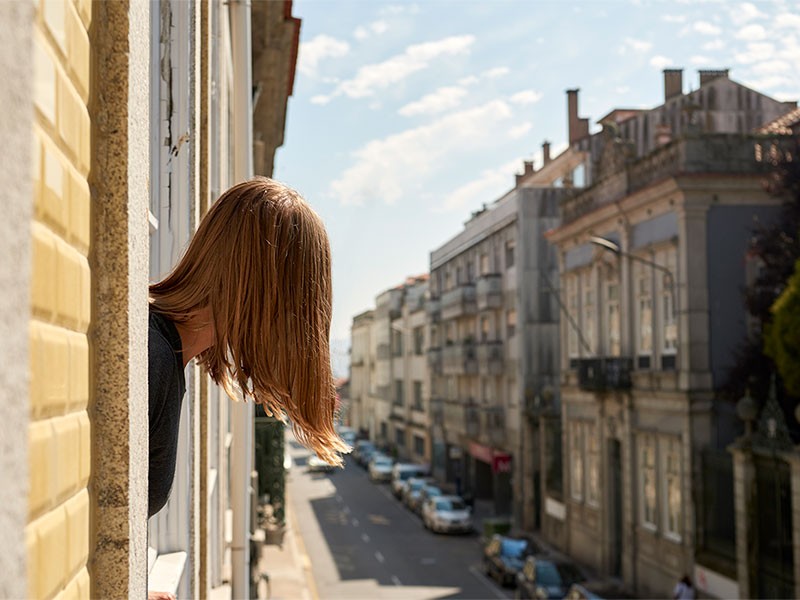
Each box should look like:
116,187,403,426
348,310,374,437
428,154,564,519
545,69,797,599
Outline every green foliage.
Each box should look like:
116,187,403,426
765,257,800,396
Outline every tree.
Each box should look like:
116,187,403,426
765,257,800,396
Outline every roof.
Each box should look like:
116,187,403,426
757,107,800,135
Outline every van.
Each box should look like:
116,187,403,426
390,463,428,498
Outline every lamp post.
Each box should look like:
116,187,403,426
589,236,677,317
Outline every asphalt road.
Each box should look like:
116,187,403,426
285,439,513,600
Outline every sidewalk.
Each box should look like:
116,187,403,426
256,490,318,600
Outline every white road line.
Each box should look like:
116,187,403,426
375,551,385,564
336,495,343,503
468,565,507,599
391,575,401,586
342,506,351,515
352,518,359,527
361,533,370,543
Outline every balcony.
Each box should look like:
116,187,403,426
391,402,405,421
477,341,504,376
464,404,481,438
442,341,478,375
427,346,442,372
476,274,503,310
577,357,633,392
427,296,441,323
484,406,505,447
441,284,476,320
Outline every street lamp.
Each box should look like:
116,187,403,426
588,236,677,317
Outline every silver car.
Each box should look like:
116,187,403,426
368,454,394,482
422,495,473,533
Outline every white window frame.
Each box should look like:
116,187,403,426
634,261,653,363
656,246,678,358
585,424,600,507
639,434,657,530
570,423,584,502
662,436,683,541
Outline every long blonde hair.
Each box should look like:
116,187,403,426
150,177,347,465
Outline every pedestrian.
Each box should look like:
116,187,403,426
148,177,348,519
673,574,696,600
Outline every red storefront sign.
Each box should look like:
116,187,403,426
468,441,512,474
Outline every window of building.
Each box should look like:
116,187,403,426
394,380,404,406
657,247,677,369
413,326,424,355
413,435,425,457
446,376,456,399
467,261,474,282
570,423,584,501
636,263,653,369
505,240,515,269
586,425,600,506
445,322,455,345
456,266,463,285
480,253,490,275
480,316,490,342
395,428,405,447
507,377,517,407
640,435,657,528
506,309,517,337
380,422,387,440
606,278,620,357
567,275,579,360
582,270,595,354
391,328,403,357
663,437,682,540
413,381,423,410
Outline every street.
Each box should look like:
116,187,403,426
285,438,513,600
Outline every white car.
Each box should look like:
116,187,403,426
368,455,394,482
390,463,428,497
422,495,473,534
307,455,336,473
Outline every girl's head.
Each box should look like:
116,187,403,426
150,177,348,465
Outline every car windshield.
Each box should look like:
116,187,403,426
399,470,419,481
374,458,392,466
410,480,425,490
424,487,442,496
435,499,466,511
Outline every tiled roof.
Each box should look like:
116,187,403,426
757,107,800,135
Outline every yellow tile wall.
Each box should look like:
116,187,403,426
28,1,92,598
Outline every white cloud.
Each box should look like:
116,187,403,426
482,66,510,79
459,75,479,86
690,55,712,65
311,95,331,105
318,35,475,104
510,90,543,105
354,19,389,40
398,86,467,116
775,13,800,29
751,60,792,75
330,100,514,206
736,24,767,41
618,36,652,54
439,158,521,213
734,42,775,64
661,14,686,23
298,35,350,76
508,122,533,139
615,85,631,94
379,3,421,16
703,39,726,51
730,2,766,26
744,74,793,90
687,21,722,35
650,55,673,69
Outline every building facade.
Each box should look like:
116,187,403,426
546,69,796,598
0,1,300,598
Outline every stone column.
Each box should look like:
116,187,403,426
729,443,755,599
90,1,151,597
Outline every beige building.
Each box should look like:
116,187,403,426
546,69,796,598
348,309,374,435
0,0,300,598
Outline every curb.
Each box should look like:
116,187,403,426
286,489,319,600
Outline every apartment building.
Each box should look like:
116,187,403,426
545,69,797,598
0,1,300,598
349,309,374,436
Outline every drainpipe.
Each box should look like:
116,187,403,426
229,1,254,598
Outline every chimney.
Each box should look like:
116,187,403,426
698,69,729,87
542,140,551,165
663,68,683,102
567,89,590,144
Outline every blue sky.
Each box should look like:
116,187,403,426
273,0,800,374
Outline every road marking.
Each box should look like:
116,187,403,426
336,495,343,503
420,557,436,565
391,575,401,586
468,565,507,599
361,533,370,543
352,518,359,527
342,506,351,515
375,551,385,564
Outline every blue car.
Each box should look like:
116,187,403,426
483,534,540,588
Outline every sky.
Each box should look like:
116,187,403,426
273,0,800,376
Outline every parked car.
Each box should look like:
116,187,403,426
352,440,376,466
421,495,473,534
564,581,636,600
307,455,336,473
515,555,586,599
390,463,428,498
483,534,540,588
402,476,433,507
368,454,395,482
412,483,443,514
337,426,357,447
